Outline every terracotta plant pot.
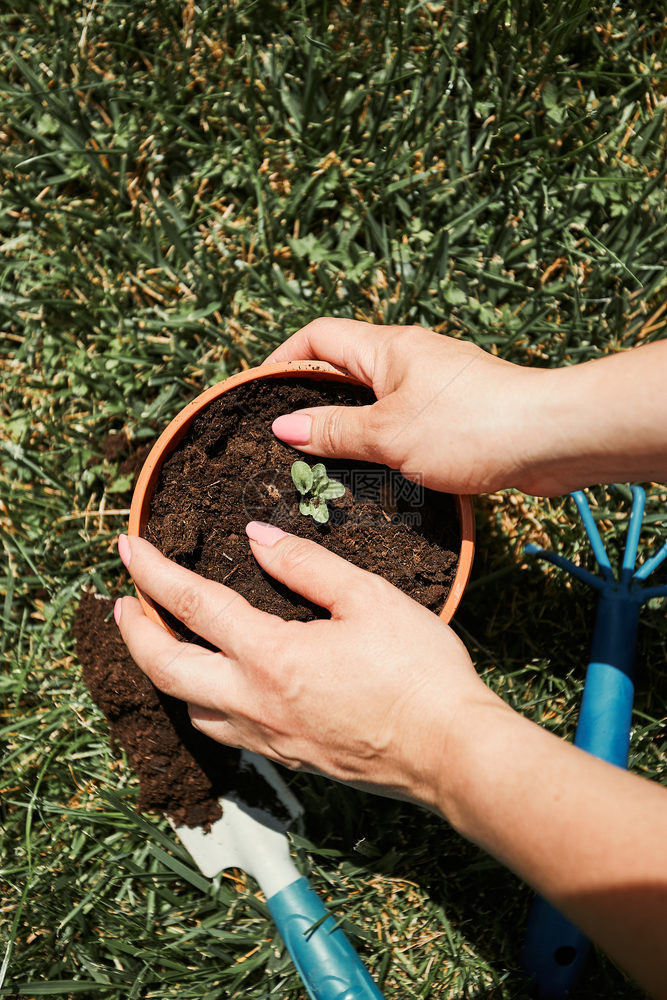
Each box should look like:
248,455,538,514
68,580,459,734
129,361,475,629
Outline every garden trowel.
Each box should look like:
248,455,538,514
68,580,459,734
169,749,385,1000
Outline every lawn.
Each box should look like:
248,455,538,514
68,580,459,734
1,1,665,997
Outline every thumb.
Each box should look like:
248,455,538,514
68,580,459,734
271,404,379,461
245,521,374,615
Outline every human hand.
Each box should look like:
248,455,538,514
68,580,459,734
115,526,499,814
267,320,667,496
265,318,552,494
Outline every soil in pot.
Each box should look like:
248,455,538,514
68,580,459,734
146,377,461,639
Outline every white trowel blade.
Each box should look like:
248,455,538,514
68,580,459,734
168,751,303,893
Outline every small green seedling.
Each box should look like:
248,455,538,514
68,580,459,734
291,460,345,524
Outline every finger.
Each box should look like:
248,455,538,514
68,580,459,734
188,704,247,752
117,596,235,709
263,317,387,384
271,401,382,462
189,705,308,771
188,703,239,744
245,521,376,615
118,534,272,655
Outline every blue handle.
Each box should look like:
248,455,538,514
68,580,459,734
267,877,385,1000
576,592,639,766
521,898,590,999
523,593,640,997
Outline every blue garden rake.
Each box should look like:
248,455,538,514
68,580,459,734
520,485,667,998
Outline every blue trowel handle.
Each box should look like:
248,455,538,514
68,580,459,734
267,877,385,1000
523,593,641,997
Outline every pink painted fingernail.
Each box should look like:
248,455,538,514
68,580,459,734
114,598,122,626
272,413,311,445
245,521,289,546
118,533,131,569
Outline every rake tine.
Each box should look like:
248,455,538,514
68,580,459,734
524,544,605,591
633,541,667,582
621,485,646,584
571,491,614,580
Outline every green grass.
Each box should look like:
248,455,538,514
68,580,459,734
1,1,665,997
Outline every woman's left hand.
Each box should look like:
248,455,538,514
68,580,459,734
114,524,496,814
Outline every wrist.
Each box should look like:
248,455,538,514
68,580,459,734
466,363,573,496
510,366,590,495
428,688,518,829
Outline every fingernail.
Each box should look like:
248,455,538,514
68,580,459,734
245,521,289,546
114,598,122,627
272,413,311,445
118,533,131,569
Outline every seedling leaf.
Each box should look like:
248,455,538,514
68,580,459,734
312,502,329,524
291,461,313,494
311,463,327,485
319,480,345,500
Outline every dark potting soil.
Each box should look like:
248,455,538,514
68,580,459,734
146,377,461,636
75,591,277,829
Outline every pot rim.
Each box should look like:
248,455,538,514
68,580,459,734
129,360,475,628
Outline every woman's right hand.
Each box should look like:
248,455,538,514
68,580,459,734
265,318,553,494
